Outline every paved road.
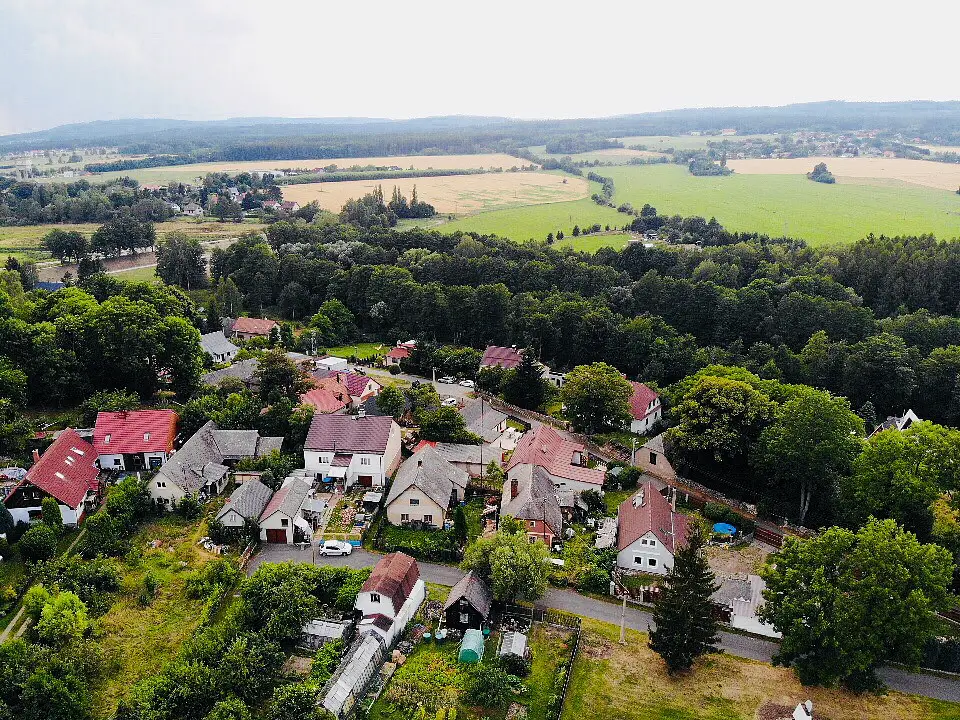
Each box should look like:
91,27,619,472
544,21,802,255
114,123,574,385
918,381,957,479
364,367,475,401
248,545,960,701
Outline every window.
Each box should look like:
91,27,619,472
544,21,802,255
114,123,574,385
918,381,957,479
423,514,433,524
634,556,644,565
460,612,470,624
648,539,656,547
401,513,409,522
648,558,657,567
370,593,381,604
360,457,371,466
529,520,536,528
105,434,111,444
410,498,420,506
156,481,166,488
649,452,657,465
143,432,151,441
320,455,330,463
281,518,289,527
114,459,122,466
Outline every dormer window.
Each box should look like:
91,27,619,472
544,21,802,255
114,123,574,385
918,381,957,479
370,593,381,603
105,434,111,444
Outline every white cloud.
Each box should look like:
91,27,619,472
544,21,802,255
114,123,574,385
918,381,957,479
0,0,957,134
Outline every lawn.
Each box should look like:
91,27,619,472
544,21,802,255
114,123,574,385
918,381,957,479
91,515,221,718
563,619,960,720
436,195,625,243
111,265,160,282
554,233,631,252
321,342,388,360
602,164,960,246
602,489,634,516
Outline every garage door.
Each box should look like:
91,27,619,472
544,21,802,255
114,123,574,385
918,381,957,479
358,475,373,487
266,528,287,544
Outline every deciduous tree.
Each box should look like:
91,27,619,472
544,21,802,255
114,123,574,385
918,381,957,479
560,362,632,433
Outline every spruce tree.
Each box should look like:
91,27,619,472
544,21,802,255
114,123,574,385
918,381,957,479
649,524,720,674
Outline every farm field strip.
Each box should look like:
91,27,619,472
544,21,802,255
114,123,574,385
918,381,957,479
280,171,589,215
727,156,960,192
613,134,780,151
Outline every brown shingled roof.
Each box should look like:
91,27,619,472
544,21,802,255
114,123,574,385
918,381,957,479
360,552,420,615
305,414,395,454
617,481,689,554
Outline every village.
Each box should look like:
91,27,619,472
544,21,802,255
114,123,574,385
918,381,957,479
2,318,907,720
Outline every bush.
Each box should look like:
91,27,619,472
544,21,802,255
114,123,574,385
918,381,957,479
176,494,202,519
19,523,58,562
41,496,63,535
498,652,531,678
701,502,755,534
388,365,401,375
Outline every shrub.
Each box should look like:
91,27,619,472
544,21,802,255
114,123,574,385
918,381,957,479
19,523,58,562
388,365,401,375
498,652,531,678
41,497,64,534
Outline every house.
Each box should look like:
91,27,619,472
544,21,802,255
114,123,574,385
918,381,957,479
148,420,283,508
182,202,203,217
93,410,179,472
501,464,563,546
199,331,239,364
300,384,350,414
384,446,469,528
281,200,300,213
168,202,181,214
443,571,493,630
304,415,402,488
636,433,676,482
259,477,312,543
230,316,278,340
2,429,99,526
628,382,662,435
316,356,349,372
870,408,921,437
480,345,524,370
202,358,260,392
616,482,690,575
459,398,508,444
412,440,493,477
263,199,281,211
214,477,273,529
384,341,415,367
354,552,425,645
300,618,353,650
313,370,381,406
505,424,605,492
542,367,565,388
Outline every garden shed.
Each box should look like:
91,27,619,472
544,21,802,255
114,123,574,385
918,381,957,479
443,571,493,631
458,628,485,663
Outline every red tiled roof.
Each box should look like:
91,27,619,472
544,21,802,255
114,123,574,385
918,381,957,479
305,415,396,454
259,484,291,520
617,481,689,554
412,440,437,453
361,552,420,614
629,382,660,421
329,371,378,398
232,317,278,336
480,345,523,369
300,387,349,414
506,425,604,486
93,410,178,456
386,346,411,360
15,429,98,509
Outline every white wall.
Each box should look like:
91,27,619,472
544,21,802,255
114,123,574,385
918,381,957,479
616,531,674,575
149,475,185,510
259,511,294,543
630,408,661,435
356,589,398,619
98,453,124,470
386,488,445,527
218,508,246,528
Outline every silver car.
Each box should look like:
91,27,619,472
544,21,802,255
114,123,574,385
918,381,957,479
458,379,475,388
317,540,353,556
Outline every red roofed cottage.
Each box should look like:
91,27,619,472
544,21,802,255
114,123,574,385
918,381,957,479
616,481,689,575
505,424,605,492
231,316,279,340
94,410,178,472
4,429,100,526
628,382,662,434
480,345,524,370
355,552,426,644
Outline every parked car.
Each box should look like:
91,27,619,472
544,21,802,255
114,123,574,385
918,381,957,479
442,397,458,407
353,367,366,375
458,379,475,388
438,376,457,384
317,540,353,556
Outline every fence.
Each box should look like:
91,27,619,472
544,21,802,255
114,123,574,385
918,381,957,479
238,540,258,571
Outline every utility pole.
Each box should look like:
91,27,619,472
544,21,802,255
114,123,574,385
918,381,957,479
619,593,628,645
631,438,637,466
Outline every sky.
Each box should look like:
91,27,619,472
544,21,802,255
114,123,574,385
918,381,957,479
1,0,958,135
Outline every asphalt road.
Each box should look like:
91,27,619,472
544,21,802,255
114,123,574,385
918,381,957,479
249,545,960,701
363,367,475,400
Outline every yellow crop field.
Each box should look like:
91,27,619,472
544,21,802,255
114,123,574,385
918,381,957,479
727,156,960,192
280,171,590,214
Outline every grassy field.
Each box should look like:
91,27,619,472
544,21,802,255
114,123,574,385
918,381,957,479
614,134,780,152
602,164,960,246
0,218,266,263
321,342,389,360
110,266,160,282
91,516,220,717
281,170,588,215
527,145,668,165
80,153,529,185
435,196,625,243
564,619,960,720
554,232,631,252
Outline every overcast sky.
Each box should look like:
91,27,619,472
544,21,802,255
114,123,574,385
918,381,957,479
1,0,958,135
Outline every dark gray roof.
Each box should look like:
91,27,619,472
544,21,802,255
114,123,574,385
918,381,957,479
433,443,488,465
459,399,507,443
260,478,311,519
501,465,562,535
199,331,238,358
444,571,493,618
216,478,273,521
213,430,283,459
156,420,283,494
202,359,259,386
712,576,753,608
386,446,468,510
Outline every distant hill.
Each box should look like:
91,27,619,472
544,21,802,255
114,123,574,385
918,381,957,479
5,101,960,158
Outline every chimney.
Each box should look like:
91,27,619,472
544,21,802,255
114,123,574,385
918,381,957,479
417,458,423,467
633,488,645,508
32,448,41,463
510,479,519,499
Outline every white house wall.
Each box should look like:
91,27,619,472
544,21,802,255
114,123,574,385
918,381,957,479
385,488,445,527
616,531,674,575
259,511,295,543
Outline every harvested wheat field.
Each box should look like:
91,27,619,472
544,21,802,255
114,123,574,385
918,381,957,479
727,156,960,192
280,171,590,214
564,620,960,720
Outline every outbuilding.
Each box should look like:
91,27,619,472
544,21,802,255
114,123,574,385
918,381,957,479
443,571,493,630
458,628,485,663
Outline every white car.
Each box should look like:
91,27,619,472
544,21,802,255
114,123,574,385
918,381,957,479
458,379,475,388
438,376,457,384
442,397,458,407
317,540,353,556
